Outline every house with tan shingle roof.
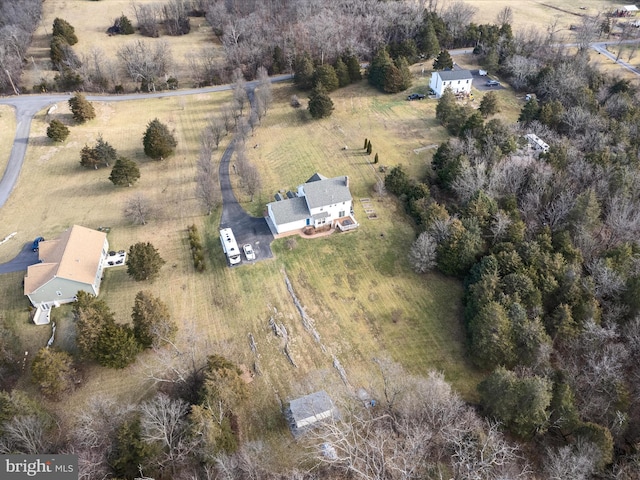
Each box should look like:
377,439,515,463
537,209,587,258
24,225,110,324
265,173,358,236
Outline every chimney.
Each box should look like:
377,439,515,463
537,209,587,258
345,175,349,188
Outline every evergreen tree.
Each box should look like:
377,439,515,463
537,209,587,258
109,157,141,186
307,85,334,119
52,18,78,45
127,242,166,281
479,91,500,117
395,57,412,91
79,136,117,169
384,165,410,196
49,36,68,68
368,49,393,90
383,63,403,93
109,414,159,479
344,53,362,82
374,153,379,164
364,138,368,149
46,120,70,142
94,322,140,369
420,19,440,59
293,53,314,90
435,88,459,127
132,291,176,349
334,58,350,88
31,348,76,399
518,98,540,124
479,367,553,438
461,111,484,135
312,64,339,92
271,46,286,74
80,144,100,169
68,93,96,123
117,15,135,35
143,118,177,160
366,141,373,155
74,294,115,360
432,50,454,70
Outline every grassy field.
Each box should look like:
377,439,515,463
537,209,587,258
0,67,485,450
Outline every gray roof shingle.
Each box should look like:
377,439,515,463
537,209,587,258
435,69,473,81
269,196,309,225
303,176,351,209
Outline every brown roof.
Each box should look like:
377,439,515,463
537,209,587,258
24,225,107,295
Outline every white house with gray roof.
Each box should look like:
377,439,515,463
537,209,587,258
430,69,473,98
266,173,358,235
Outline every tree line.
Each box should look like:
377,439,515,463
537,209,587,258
389,8,640,477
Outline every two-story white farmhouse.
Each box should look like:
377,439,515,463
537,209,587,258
266,173,358,236
24,225,110,324
430,69,473,98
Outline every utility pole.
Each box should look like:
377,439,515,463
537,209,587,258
4,68,19,95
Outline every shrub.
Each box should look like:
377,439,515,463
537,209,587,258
187,224,206,272
46,120,70,142
68,93,96,123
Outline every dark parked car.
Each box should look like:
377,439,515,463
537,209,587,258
32,236,44,252
486,79,500,87
407,93,426,100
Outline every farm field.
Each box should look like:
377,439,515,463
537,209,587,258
0,71,483,448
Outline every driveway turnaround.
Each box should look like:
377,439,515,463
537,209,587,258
0,242,39,274
218,139,274,263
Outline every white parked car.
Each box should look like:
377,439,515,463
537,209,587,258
243,243,256,261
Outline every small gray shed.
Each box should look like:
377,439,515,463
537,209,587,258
286,390,338,434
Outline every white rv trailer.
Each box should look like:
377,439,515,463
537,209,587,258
219,228,241,265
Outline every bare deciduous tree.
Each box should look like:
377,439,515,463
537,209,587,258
254,65,273,119
118,39,172,92
196,146,220,215
124,193,153,225
132,2,161,38
139,393,192,474
0,415,50,454
242,162,261,202
544,441,599,480
408,232,437,273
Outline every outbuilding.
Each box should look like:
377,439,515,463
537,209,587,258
286,390,338,435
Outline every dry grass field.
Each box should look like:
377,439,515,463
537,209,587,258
0,105,16,182
0,70,484,449
467,0,615,33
